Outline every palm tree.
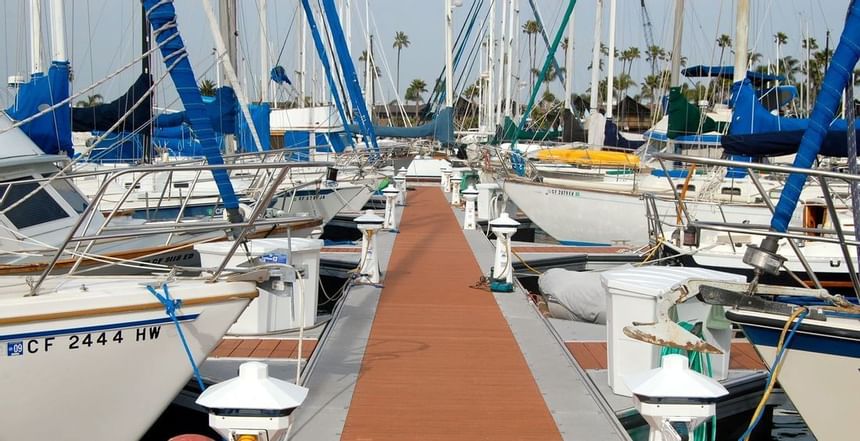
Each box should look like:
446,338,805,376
199,79,217,97
773,32,788,80
645,45,665,76
393,31,410,99
76,94,104,108
522,20,541,92
405,78,427,119
358,50,368,82
716,34,732,66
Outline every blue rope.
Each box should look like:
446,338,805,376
146,284,206,392
737,309,809,441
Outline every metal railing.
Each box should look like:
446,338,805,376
655,152,859,296
24,160,337,295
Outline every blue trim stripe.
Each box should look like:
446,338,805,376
0,314,199,341
742,324,860,359
559,240,612,247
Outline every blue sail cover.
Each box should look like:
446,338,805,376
321,0,379,154
143,0,239,212
771,1,860,233
682,65,785,83
722,128,857,158
5,61,73,156
72,73,152,134
349,107,455,145
300,0,354,145
236,103,271,152
153,86,238,134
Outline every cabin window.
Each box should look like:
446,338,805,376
51,178,89,214
721,187,742,196
676,184,695,192
0,179,69,229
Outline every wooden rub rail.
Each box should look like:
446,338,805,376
340,187,562,441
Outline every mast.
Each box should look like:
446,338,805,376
260,0,269,103
29,0,43,74
49,0,66,62
364,0,372,116
141,3,153,163
487,0,496,129
300,10,307,105
669,0,684,87
444,0,454,108
606,0,617,119
564,10,574,110
588,0,603,113
503,0,515,117
495,0,508,125
205,0,265,153
511,0,520,118
219,0,238,153
733,0,749,83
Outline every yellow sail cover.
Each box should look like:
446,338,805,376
535,148,640,167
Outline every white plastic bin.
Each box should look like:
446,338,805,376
195,238,323,334
602,266,745,396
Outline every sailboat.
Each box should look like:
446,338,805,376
658,3,860,439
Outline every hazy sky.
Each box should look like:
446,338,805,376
0,0,851,109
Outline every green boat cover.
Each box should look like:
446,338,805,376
666,87,727,139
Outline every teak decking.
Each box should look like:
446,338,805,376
340,187,562,441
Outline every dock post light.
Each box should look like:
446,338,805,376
354,210,385,283
196,361,309,441
450,173,463,204
381,184,400,231
489,213,520,292
395,167,408,205
462,185,479,230
624,354,728,441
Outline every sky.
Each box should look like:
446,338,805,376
0,0,851,110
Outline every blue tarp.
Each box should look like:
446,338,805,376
153,86,238,134
349,107,455,145
682,65,785,83
236,103,271,152
603,118,645,150
5,61,73,156
722,129,858,158
729,79,850,135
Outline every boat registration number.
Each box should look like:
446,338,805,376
547,189,580,197
5,326,161,357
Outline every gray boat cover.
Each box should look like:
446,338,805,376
538,265,632,324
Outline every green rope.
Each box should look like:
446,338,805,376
659,320,717,441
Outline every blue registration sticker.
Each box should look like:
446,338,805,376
7,341,23,356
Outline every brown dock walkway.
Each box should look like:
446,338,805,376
340,187,561,440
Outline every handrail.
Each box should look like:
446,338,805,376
27,161,333,295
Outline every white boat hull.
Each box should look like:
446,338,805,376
502,180,783,246
0,277,256,441
731,309,860,441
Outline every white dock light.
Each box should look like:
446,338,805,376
395,167,408,205
489,213,520,292
354,209,385,283
381,184,400,231
196,361,308,441
440,166,452,191
624,354,728,441
450,173,463,205
461,185,479,230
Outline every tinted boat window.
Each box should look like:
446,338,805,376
0,178,69,229
50,177,89,213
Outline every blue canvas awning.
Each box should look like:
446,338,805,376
682,65,785,83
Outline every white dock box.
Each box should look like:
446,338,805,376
195,238,323,334
602,266,745,396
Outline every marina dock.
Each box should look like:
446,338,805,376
289,185,631,441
